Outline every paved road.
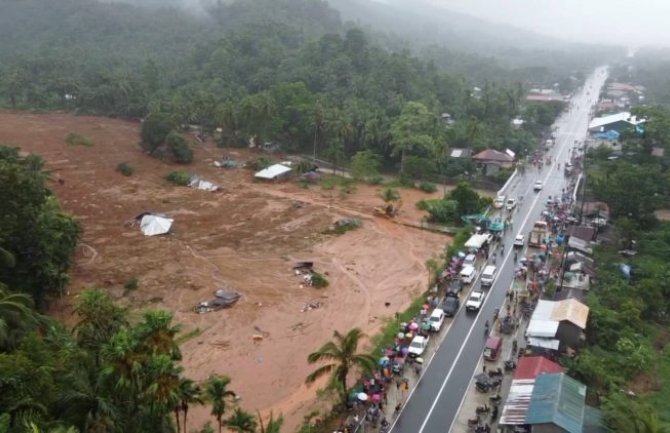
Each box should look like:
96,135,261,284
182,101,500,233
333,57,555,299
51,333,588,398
389,66,609,433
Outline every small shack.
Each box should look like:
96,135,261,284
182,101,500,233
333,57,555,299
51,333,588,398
255,163,292,181
138,214,173,237
526,299,589,352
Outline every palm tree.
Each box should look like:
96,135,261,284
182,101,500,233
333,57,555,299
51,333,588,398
226,408,257,433
136,310,182,359
305,328,376,405
204,375,237,433
257,411,283,433
175,377,203,433
0,286,38,351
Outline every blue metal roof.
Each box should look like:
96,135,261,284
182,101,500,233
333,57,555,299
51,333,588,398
526,373,586,433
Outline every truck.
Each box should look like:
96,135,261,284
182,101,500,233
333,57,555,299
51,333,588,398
528,221,549,247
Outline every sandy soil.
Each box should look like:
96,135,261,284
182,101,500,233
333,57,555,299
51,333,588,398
0,111,450,432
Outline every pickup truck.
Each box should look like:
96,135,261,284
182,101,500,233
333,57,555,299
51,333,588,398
408,335,429,357
465,290,486,312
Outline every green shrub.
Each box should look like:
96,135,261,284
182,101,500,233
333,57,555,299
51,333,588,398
140,113,175,154
320,178,337,190
123,277,139,295
416,199,430,210
165,170,191,186
65,132,94,147
166,131,193,164
116,162,134,176
418,181,437,193
246,157,273,171
366,175,384,185
310,272,329,288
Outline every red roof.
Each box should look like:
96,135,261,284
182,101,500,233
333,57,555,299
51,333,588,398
472,149,514,162
513,356,564,380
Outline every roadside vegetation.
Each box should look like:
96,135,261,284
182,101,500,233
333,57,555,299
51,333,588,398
572,105,670,429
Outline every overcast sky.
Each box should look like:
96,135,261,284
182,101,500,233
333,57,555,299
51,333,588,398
427,0,670,47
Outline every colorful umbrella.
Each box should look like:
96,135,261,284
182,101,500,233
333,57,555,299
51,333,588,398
357,392,368,401
409,322,419,331
372,394,381,402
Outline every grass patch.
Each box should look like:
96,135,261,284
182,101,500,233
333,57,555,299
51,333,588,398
176,327,205,345
123,277,139,295
323,218,361,235
65,132,94,147
418,181,437,193
165,170,191,186
116,162,134,176
370,295,427,357
310,271,329,288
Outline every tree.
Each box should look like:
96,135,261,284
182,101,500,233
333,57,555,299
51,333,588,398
390,102,436,174
204,375,237,433
257,411,283,433
446,181,485,216
140,113,175,154
225,408,257,433
73,289,128,357
305,328,376,405
379,187,400,205
136,310,182,359
166,131,193,164
175,378,203,433
0,286,38,351
350,150,380,180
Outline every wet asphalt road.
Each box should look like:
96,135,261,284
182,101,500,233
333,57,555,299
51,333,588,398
389,67,609,433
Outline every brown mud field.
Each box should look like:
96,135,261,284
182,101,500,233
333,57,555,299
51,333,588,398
0,111,451,431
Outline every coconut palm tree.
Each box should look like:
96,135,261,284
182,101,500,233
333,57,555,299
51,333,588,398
0,286,38,351
305,328,376,405
226,408,256,433
204,375,237,433
136,310,182,359
174,377,203,433
257,411,283,433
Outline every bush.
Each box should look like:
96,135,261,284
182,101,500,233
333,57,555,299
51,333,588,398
123,277,139,294
418,181,437,193
310,272,329,288
65,132,94,147
416,199,430,210
140,113,175,154
166,131,193,164
165,171,191,186
320,178,337,190
116,162,134,176
246,157,273,171
366,175,384,185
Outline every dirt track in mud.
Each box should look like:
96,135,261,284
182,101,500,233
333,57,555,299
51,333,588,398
0,111,451,431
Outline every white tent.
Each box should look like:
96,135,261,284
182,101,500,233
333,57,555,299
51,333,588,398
464,234,488,250
140,214,173,236
255,163,292,180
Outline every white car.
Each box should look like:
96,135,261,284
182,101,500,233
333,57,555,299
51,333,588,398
428,308,446,332
514,234,525,247
533,180,543,191
408,335,429,357
493,195,506,209
465,291,486,312
505,198,517,211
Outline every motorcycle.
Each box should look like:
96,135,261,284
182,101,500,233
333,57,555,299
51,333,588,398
489,394,502,404
487,368,503,378
504,359,517,371
475,404,490,414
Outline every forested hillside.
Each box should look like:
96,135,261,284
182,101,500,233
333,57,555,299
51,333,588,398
0,0,582,175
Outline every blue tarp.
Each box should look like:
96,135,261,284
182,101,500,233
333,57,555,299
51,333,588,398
592,130,620,141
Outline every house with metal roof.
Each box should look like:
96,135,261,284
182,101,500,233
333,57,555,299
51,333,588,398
526,299,589,353
472,148,515,174
587,111,644,134
499,357,565,428
525,373,587,433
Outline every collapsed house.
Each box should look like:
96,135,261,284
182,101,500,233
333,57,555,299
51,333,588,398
189,176,219,192
136,213,174,237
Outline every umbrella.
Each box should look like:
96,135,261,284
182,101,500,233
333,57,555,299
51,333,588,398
357,392,368,401
397,332,405,339
475,373,491,386
378,356,390,366
415,357,424,364
405,332,413,339
422,304,430,310
421,322,431,331
400,347,410,355
409,322,419,331
372,394,381,402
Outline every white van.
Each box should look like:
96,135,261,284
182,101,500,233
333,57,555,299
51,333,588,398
481,265,497,287
463,253,477,268
460,265,477,284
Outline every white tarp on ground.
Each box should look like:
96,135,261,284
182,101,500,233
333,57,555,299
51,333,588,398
140,214,173,236
189,177,219,192
255,163,292,180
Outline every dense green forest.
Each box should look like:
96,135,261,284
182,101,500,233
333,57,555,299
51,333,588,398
0,0,584,177
569,106,670,429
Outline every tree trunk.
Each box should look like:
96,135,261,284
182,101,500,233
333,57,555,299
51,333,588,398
183,404,189,433
174,408,181,433
339,368,349,406
218,417,223,433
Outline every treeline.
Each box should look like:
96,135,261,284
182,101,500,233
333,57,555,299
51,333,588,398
0,0,566,173
568,106,670,429
0,147,274,433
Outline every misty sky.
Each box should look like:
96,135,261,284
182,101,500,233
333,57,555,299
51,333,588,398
428,0,670,47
